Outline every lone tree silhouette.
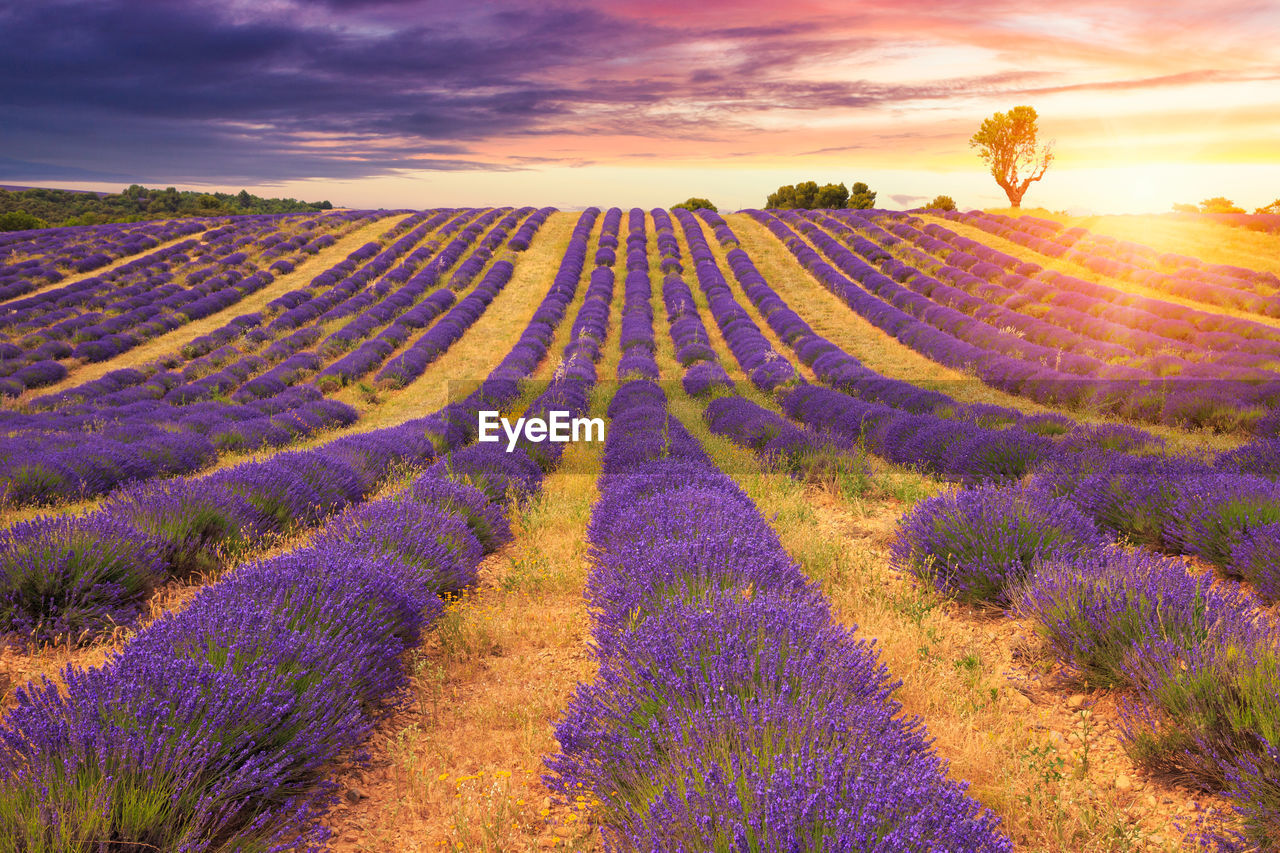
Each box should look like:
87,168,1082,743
970,106,1053,209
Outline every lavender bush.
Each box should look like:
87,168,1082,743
0,515,166,647
892,483,1107,605
1016,547,1259,687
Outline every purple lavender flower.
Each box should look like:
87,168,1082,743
410,474,512,553
1016,546,1259,687
1230,523,1280,600
892,483,1108,604
429,442,544,504
550,588,1011,852
0,514,166,646
1165,472,1280,570
103,478,268,578
315,498,483,594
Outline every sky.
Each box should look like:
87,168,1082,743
2,0,1278,214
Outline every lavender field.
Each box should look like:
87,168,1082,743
2,206,1280,851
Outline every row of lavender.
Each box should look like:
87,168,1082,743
756,208,1280,431
0,211,453,505
652,208,735,395
0,213,351,393
0,211,444,503
869,210,1280,360
532,209,1006,848
831,209,1280,392
21,209,453,416
665,210,1280,845
670,209,1280,617
0,216,212,297
172,209,475,399
238,206,518,394
0,211,384,394
0,208,606,849
0,208,544,508
697,212,1083,431
648,213,1273,847
679,210,1105,481
0,209,598,652
548,365,1010,847
373,208,551,389
0,436,519,849
189,206,541,396
647,208,847,474
946,209,1280,310
787,208,1280,430
893,466,1280,847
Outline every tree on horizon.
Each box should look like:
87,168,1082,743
970,106,1053,209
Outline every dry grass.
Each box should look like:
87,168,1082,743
322,441,605,853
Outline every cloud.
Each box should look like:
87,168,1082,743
890,193,927,205
1018,68,1280,96
1,0,1276,185
0,156,137,184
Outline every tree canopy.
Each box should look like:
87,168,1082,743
1198,196,1246,214
847,182,876,210
969,106,1053,209
765,180,875,210
672,197,717,212
0,210,50,232
1257,199,1280,215
1173,197,1249,214
923,195,957,211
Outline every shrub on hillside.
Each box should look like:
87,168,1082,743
672,197,717,212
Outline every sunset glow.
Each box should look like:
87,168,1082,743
2,0,1278,212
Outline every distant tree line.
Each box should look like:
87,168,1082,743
765,181,877,210
0,184,334,231
1174,197,1280,215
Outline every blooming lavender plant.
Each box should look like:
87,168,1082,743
0,514,166,647
892,483,1108,605
1016,547,1259,687
0,540,452,850
103,477,268,579
315,495,483,595
550,378,1011,850
551,589,1010,852
1164,472,1280,569
1230,523,1280,600
411,474,512,553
